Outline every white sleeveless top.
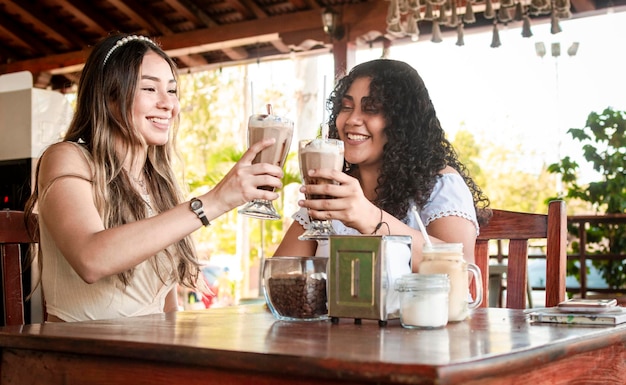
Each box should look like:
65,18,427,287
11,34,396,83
292,173,478,316
40,215,176,322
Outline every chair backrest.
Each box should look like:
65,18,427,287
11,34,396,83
0,210,38,325
474,200,567,309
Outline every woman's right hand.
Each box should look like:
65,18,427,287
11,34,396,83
204,138,284,215
299,168,379,234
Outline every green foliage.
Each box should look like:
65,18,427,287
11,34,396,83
282,151,302,187
452,129,557,214
547,107,626,289
453,130,486,190
247,150,302,259
176,66,302,263
176,69,246,258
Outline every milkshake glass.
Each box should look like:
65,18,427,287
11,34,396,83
238,106,294,220
298,138,344,240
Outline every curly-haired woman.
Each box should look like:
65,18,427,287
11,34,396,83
274,59,490,278
25,33,283,322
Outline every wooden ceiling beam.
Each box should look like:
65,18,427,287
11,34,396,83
342,1,388,39
161,0,203,27
157,5,360,51
163,0,247,66
108,0,161,35
180,54,209,67
0,1,74,49
164,34,281,57
280,28,327,47
0,24,28,53
0,10,54,55
222,47,250,60
0,39,14,60
570,0,597,12
270,39,291,54
57,0,112,35
286,0,312,10
0,51,87,76
12,1,89,50
115,0,213,68
0,2,385,76
175,53,210,68
236,0,268,19
166,0,219,28
281,1,388,46
301,0,321,10
111,0,209,68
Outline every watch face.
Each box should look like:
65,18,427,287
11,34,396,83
191,199,202,210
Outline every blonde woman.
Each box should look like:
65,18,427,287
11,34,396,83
25,33,283,322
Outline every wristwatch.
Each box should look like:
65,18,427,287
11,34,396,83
190,198,210,227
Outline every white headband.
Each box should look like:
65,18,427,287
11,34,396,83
103,35,155,66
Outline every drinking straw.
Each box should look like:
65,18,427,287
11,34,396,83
320,123,329,139
322,74,327,123
411,205,432,247
250,81,254,113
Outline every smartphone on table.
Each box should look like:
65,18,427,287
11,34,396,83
556,298,618,313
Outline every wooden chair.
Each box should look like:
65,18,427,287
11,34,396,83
475,200,567,309
0,210,38,325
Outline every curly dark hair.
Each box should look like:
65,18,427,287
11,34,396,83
327,59,491,224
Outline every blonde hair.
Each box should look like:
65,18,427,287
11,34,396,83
26,33,201,289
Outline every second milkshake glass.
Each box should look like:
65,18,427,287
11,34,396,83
238,105,294,220
298,138,344,240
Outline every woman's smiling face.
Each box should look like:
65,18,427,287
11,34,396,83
335,76,387,169
132,50,179,146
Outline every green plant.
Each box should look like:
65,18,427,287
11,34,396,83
547,107,626,289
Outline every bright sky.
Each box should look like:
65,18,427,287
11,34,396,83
209,9,626,184
351,9,626,182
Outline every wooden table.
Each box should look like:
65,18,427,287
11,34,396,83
1,305,625,385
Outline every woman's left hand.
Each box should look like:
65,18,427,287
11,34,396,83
298,168,379,234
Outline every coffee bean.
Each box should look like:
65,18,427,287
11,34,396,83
268,273,327,319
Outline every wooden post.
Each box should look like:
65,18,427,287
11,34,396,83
331,38,355,83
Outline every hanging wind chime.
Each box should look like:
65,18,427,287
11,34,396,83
383,0,572,47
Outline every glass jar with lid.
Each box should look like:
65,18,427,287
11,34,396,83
395,273,450,329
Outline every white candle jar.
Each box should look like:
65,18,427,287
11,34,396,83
394,274,450,329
